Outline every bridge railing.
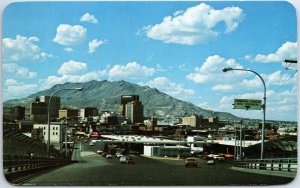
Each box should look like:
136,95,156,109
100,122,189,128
233,158,297,172
3,154,72,175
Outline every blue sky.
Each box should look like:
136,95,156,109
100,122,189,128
1,1,298,121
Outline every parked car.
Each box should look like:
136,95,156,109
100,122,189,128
207,157,215,165
185,158,198,168
106,154,113,159
96,150,103,154
214,156,225,162
116,153,124,158
120,156,128,164
126,158,135,164
89,141,94,146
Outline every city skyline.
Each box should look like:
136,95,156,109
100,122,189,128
2,1,298,121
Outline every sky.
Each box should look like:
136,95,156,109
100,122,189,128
1,1,298,121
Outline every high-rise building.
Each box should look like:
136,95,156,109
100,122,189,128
120,95,139,116
125,101,144,124
40,95,61,119
30,97,48,123
79,107,98,120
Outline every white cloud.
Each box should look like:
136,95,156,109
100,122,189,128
42,70,107,89
53,24,87,46
4,83,39,100
143,3,244,45
80,13,98,23
144,77,194,99
108,62,155,79
88,39,105,53
64,47,74,52
212,84,233,91
5,79,18,86
2,35,52,62
58,60,87,75
187,55,246,84
3,63,37,78
216,87,297,121
254,41,297,63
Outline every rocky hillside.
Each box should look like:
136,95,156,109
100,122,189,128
3,80,239,120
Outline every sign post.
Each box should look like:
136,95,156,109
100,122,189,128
233,99,262,110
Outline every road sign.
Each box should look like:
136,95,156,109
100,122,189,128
233,99,262,110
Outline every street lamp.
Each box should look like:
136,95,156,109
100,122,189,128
223,67,266,159
47,88,82,157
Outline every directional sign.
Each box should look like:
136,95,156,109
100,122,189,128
233,99,262,110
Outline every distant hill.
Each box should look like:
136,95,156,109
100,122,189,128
3,80,240,120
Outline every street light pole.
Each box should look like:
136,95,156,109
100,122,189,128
223,67,266,159
47,88,82,157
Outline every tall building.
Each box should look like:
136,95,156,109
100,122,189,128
125,101,144,124
59,109,79,126
30,97,48,123
120,95,139,116
79,107,98,120
182,115,202,128
40,96,61,119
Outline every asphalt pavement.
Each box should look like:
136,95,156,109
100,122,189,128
21,140,295,186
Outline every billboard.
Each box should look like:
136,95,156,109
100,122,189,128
233,99,262,110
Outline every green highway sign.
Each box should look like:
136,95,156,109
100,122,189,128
233,99,262,110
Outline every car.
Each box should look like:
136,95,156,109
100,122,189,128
106,154,112,159
96,150,103,154
185,158,197,168
207,157,215,165
89,141,94,146
120,156,127,164
126,158,135,164
116,153,124,158
215,156,225,162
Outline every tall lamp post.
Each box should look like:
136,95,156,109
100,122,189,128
223,67,266,159
47,88,82,157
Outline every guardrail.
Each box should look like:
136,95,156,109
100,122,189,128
233,158,297,172
3,154,72,183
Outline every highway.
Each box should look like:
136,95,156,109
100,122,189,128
23,140,294,186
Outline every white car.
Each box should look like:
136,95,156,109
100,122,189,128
207,157,215,165
116,153,124,158
106,154,113,159
120,156,127,163
96,150,103,154
89,142,95,146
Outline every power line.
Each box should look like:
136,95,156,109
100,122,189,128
267,71,297,99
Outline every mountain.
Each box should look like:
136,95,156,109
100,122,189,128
3,80,239,120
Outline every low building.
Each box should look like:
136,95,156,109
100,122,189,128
33,123,67,149
143,145,191,157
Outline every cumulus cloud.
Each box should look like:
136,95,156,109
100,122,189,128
217,87,297,120
144,77,194,99
4,82,39,100
108,62,155,79
53,24,87,46
3,63,37,78
64,47,74,52
186,55,246,84
80,13,98,23
42,70,107,89
253,41,297,63
88,39,105,53
2,35,52,62
58,60,87,75
143,3,244,45
211,84,233,91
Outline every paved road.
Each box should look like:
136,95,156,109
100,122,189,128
23,140,294,186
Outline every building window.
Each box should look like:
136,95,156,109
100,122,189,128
53,132,55,135
53,127,55,130
56,132,58,135
44,127,46,130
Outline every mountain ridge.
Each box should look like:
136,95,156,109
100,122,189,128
3,80,240,120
